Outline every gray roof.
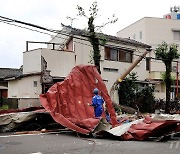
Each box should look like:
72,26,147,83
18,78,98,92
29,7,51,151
61,24,151,48
0,68,22,79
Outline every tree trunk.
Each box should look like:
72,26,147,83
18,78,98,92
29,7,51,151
88,17,101,74
165,64,171,113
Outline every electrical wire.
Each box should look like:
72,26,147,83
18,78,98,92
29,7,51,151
0,15,179,64
76,133,96,154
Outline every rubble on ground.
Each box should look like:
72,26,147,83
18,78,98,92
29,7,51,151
0,65,179,142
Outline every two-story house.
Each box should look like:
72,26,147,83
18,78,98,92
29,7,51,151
6,24,150,108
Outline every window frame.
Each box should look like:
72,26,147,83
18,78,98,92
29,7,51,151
105,46,133,63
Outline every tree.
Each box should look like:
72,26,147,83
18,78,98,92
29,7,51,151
77,1,118,74
118,72,155,113
155,42,179,113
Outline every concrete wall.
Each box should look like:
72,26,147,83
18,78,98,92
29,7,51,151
18,98,41,109
19,31,149,106
117,17,180,99
8,75,41,99
117,17,180,47
41,48,75,77
23,49,42,74
70,36,148,103
117,18,146,43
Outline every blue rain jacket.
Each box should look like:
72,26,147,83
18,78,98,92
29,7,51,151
92,94,104,117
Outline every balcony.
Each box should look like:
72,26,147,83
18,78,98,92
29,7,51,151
149,71,179,80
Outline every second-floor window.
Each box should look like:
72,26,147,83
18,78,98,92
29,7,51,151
140,31,142,39
65,37,73,51
146,57,151,71
173,31,180,41
105,47,133,63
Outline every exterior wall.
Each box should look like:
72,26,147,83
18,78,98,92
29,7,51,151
19,30,149,106
154,84,166,99
117,17,180,47
8,75,41,99
73,37,92,65
145,18,180,47
117,18,146,43
41,48,75,77
23,48,76,78
23,49,42,74
18,98,41,109
117,17,180,100
71,36,148,103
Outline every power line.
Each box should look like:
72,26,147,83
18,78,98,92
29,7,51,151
0,15,179,64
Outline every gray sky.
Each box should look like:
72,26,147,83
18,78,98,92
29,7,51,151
0,0,179,68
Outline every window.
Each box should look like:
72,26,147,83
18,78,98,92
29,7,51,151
105,47,133,63
65,37,73,51
146,57,151,71
140,31,142,39
133,34,136,40
33,81,37,87
110,49,118,61
103,68,118,72
173,31,180,41
172,66,177,72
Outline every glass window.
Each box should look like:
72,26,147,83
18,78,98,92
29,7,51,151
140,31,142,39
105,47,110,60
133,34,136,40
105,47,133,63
125,52,132,63
173,31,180,41
146,57,151,71
110,49,118,61
33,81,37,87
103,68,118,72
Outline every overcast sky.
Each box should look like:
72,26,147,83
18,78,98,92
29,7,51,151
0,0,179,68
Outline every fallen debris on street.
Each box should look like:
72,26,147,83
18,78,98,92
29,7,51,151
0,65,179,142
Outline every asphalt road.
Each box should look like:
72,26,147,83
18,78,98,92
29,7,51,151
0,131,179,154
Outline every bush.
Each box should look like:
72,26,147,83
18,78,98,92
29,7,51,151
118,72,155,113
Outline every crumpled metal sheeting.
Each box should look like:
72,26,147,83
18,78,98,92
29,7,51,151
0,112,37,132
0,106,44,115
40,65,118,134
95,115,180,141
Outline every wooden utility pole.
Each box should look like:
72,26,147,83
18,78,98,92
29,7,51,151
110,48,152,99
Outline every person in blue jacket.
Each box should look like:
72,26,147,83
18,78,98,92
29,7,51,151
90,88,104,118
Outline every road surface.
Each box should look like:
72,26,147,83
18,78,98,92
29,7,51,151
0,131,179,154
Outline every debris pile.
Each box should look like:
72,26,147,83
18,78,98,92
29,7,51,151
0,65,179,141
39,65,118,134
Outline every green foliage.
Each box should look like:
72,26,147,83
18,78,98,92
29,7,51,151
155,41,179,113
118,72,155,113
161,72,175,84
76,1,118,74
155,42,179,64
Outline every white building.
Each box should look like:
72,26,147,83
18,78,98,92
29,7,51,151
7,25,150,108
117,7,180,100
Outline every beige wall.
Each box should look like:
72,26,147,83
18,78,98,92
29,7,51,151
8,75,41,99
117,18,146,42
18,98,41,109
23,49,42,74
117,17,180,99
41,48,75,77
117,17,180,47
23,48,76,78
70,36,148,102
21,32,149,104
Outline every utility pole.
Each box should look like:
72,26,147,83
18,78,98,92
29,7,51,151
176,61,179,99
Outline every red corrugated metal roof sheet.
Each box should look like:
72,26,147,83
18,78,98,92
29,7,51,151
40,65,118,134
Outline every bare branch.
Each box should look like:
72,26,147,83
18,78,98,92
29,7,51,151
77,5,88,19
95,14,118,31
